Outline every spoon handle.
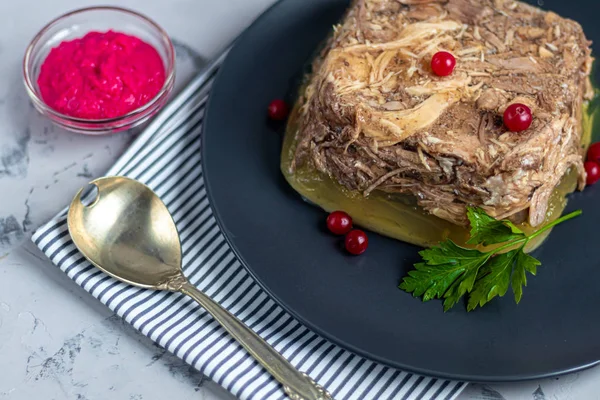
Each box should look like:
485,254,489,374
179,281,332,400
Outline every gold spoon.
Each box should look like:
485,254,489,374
67,176,332,400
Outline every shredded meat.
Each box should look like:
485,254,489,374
289,0,593,227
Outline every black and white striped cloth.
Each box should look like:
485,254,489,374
31,50,467,400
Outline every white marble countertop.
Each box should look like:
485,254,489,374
0,1,599,399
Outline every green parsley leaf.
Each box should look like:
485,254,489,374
466,207,525,246
399,208,581,311
505,221,525,235
511,250,540,304
467,250,517,311
442,282,464,312
400,241,490,305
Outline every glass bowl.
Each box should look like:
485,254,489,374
23,6,175,135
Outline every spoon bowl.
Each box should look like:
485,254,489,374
67,176,331,400
68,176,183,289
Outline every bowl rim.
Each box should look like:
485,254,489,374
22,5,176,124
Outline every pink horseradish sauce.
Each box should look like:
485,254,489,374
37,30,166,119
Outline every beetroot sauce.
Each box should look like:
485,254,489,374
37,31,166,119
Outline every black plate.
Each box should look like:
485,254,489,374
203,0,600,381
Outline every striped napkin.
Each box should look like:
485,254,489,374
31,48,467,400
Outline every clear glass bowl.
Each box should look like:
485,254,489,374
23,6,175,135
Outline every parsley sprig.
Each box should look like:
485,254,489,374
399,207,581,311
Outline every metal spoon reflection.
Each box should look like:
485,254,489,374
67,176,332,400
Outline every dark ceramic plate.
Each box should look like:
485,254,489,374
203,0,600,381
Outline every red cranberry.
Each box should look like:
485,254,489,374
345,230,369,255
503,103,533,132
267,99,289,121
326,211,353,235
585,161,600,185
431,52,456,77
587,142,600,164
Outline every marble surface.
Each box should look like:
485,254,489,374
0,1,598,399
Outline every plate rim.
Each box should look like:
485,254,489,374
201,0,600,382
